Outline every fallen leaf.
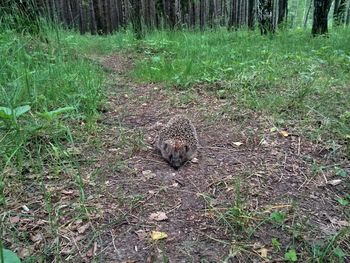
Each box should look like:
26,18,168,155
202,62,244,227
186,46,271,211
30,233,43,243
327,179,342,186
279,130,289,137
86,248,93,258
270,127,278,132
21,205,30,213
142,170,156,180
108,148,118,152
18,247,31,258
62,190,75,195
259,139,269,146
149,212,168,221
151,231,168,240
9,216,20,224
78,223,90,234
191,157,199,163
135,230,147,240
258,248,268,258
232,142,243,146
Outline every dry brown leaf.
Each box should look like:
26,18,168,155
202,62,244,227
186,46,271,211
108,148,118,152
151,231,168,240
30,233,43,243
77,223,90,234
18,247,31,258
258,248,268,258
191,157,199,163
62,190,75,195
279,130,289,137
142,170,156,180
149,212,168,221
21,205,30,213
135,230,147,240
9,216,20,224
327,179,342,186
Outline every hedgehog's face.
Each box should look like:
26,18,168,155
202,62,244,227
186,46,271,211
161,140,189,169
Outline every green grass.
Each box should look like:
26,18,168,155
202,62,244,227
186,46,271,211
0,18,108,261
132,28,350,156
0,29,104,168
57,29,135,55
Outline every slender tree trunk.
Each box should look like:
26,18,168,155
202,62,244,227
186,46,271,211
333,0,347,26
90,0,97,34
130,0,143,39
312,0,332,36
303,0,312,28
248,0,255,29
200,0,205,30
208,0,215,28
277,0,288,25
169,0,176,29
258,0,274,34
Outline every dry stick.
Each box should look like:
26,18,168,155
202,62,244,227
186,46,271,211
71,234,85,259
298,171,310,190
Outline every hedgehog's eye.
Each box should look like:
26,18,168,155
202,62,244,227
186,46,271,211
169,154,173,160
163,142,169,151
184,145,189,152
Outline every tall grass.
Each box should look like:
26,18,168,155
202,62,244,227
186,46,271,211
0,29,104,169
132,28,350,156
0,7,109,261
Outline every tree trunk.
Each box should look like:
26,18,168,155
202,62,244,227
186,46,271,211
303,0,312,28
312,0,332,36
333,0,347,26
130,0,143,39
169,0,176,29
200,0,205,30
248,0,255,30
277,0,288,25
258,0,274,34
90,0,97,34
92,0,105,34
208,0,215,28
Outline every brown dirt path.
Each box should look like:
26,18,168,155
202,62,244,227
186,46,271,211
79,53,349,262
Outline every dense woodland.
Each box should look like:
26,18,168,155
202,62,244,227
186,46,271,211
2,0,350,36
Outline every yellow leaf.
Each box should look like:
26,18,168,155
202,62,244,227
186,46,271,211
279,130,289,137
270,127,278,132
258,248,268,258
151,231,168,240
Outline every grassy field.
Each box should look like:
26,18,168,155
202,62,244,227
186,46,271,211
1,22,349,262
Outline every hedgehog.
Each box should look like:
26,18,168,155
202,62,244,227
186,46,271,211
156,115,198,169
